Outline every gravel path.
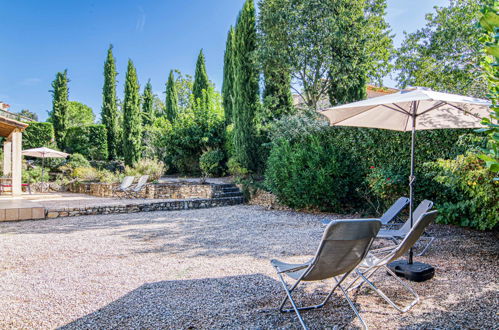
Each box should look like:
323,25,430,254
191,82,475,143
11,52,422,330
0,205,497,329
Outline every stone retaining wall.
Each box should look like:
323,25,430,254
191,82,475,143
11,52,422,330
46,196,244,219
246,188,291,210
68,182,213,199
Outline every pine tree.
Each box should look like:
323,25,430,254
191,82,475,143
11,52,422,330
222,27,236,124
101,45,119,160
50,69,69,149
192,49,209,101
233,0,260,172
165,70,179,121
142,79,154,126
122,59,142,166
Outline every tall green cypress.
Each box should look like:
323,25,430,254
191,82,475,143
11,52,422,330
263,65,293,118
122,59,142,166
142,79,154,126
50,69,69,149
164,70,179,121
233,0,260,172
101,45,119,160
192,49,209,101
222,27,236,124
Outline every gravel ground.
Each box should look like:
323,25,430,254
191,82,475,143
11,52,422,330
0,205,497,329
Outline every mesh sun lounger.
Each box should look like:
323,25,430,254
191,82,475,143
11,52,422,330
377,199,434,256
347,210,438,313
321,196,409,226
124,175,149,198
271,219,382,329
114,176,135,197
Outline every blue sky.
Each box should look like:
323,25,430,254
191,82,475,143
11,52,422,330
1,0,447,121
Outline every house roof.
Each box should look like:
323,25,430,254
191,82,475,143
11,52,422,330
0,115,28,137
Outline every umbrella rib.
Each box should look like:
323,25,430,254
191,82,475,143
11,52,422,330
323,105,378,125
388,103,411,115
445,103,485,120
416,101,447,117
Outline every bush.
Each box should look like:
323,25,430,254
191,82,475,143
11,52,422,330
424,153,498,230
65,153,90,169
200,149,225,177
22,122,54,149
22,165,49,183
227,157,249,177
90,160,125,173
125,158,166,181
265,132,361,211
65,124,108,160
72,167,100,182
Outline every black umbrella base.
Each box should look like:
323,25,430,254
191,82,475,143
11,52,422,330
388,260,435,282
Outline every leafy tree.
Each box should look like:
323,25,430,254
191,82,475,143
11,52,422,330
233,0,260,172
101,45,119,160
477,1,499,174
258,0,393,110
222,27,236,124
165,70,179,121
142,80,155,126
192,49,210,101
395,0,487,98
122,60,142,166
172,69,193,110
17,109,38,121
67,101,95,127
50,69,69,149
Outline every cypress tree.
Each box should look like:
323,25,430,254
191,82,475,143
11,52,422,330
50,69,69,149
122,59,142,166
142,79,154,126
222,27,236,124
101,45,119,160
233,0,260,172
192,49,209,101
263,65,293,118
164,70,179,121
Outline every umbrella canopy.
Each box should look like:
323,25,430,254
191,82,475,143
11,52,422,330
321,87,491,131
22,147,69,158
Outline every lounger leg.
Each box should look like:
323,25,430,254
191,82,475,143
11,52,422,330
416,236,435,256
355,266,419,313
335,277,368,330
275,273,308,329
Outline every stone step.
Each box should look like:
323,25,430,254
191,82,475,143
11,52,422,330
221,187,240,193
212,191,244,198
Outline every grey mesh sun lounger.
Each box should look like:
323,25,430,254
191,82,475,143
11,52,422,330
114,176,134,197
124,175,149,198
271,219,382,330
377,199,435,256
347,210,438,313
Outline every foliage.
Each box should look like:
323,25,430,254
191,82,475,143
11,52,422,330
101,45,119,160
200,149,225,177
17,109,38,121
67,101,95,127
173,70,194,110
64,153,90,169
50,70,69,149
165,70,179,121
258,0,393,110
265,133,361,211
65,125,108,160
192,49,210,101
124,158,166,181
142,116,172,160
72,167,100,182
233,0,260,172
395,0,487,97
227,157,249,177
222,27,236,124
142,80,155,126
424,153,498,230
22,165,49,183
22,122,54,149
478,2,499,174
364,166,406,209
122,59,142,166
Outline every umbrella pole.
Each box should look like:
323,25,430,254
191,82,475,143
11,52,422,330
41,157,45,193
408,102,417,265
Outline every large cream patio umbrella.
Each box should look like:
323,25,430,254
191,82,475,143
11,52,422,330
320,87,491,274
22,147,69,190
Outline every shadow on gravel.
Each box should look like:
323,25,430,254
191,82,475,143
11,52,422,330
58,273,362,329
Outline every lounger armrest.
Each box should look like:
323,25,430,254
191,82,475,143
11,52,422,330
322,218,380,225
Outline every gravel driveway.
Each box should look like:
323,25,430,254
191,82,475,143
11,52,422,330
0,205,497,329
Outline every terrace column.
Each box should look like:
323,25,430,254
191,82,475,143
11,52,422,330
3,139,12,177
10,129,22,196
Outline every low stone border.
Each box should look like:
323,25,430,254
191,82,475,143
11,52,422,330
46,196,244,219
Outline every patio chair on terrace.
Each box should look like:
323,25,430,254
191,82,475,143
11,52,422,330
377,199,435,256
271,219,382,329
347,210,438,313
113,176,134,198
321,196,410,226
124,175,149,198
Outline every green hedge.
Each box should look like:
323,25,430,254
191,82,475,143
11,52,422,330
22,122,54,149
265,125,483,213
65,124,108,160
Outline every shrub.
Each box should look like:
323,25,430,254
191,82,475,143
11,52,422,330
362,166,407,212
22,165,49,183
97,169,120,183
265,132,362,211
424,153,498,230
125,158,166,181
72,167,100,182
65,153,90,169
65,124,108,160
200,149,225,177
22,122,54,149
227,157,249,177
